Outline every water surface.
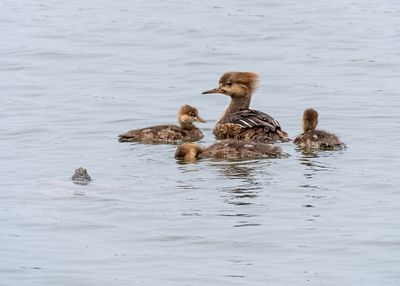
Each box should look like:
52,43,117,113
1,0,400,285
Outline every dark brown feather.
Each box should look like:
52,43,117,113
118,105,205,144
204,72,288,143
175,140,287,161
119,124,203,143
214,109,289,143
294,130,345,150
201,140,285,159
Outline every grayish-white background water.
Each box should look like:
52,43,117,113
1,0,400,285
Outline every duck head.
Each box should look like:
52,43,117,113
302,108,319,132
202,72,259,99
178,105,206,124
175,143,203,161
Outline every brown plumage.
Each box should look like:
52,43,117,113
202,72,289,143
118,105,206,143
175,140,286,161
294,108,345,150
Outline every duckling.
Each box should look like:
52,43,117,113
202,72,289,143
118,105,206,143
175,140,285,161
294,108,345,150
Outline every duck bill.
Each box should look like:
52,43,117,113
195,116,206,123
202,88,225,94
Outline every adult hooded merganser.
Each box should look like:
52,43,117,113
294,108,345,150
175,140,285,161
118,105,206,143
202,72,289,143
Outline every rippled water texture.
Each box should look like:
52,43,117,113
1,0,400,285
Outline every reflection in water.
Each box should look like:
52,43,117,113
212,161,268,227
218,213,255,218
213,161,259,180
297,150,336,179
211,160,274,206
297,152,330,213
295,150,342,224
221,186,260,206
211,160,270,180
181,210,201,216
295,150,333,220
175,161,205,191
175,159,273,227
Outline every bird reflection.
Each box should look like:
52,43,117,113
213,161,258,180
223,187,259,206
175,159,275,227
297,150,335,179
296,149,338,219
210,160,268,208
218,181,262,227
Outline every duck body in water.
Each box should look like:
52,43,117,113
175,140,286,161
202,72,289,143
294,108,345,150
118,105,206,143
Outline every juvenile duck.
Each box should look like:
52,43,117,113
118,105,206,143
175,140,285,161
294,108,345,150
202,72,289,143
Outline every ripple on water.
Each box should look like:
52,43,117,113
1,0,400,285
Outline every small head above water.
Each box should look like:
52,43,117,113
202,72,259,98
302,108,319,132
71,167,91,184
178,105,206,124
175,143,203,161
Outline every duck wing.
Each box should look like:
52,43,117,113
220,109,282,132
118,125,184,142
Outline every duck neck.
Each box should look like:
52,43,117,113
192,146,204,160
179,122,197,131
219,96,251,122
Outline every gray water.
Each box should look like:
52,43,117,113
1,0,400,285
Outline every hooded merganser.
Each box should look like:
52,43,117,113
294,108,345,150
202,72,289,143
175,140,285,161
118,105,206,143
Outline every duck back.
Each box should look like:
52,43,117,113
119,124,203,143
294,130,345,150
213,109,289,143
202,140,284,159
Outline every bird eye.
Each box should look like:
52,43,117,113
226,82,233,86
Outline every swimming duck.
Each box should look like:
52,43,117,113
175,140,285,161
202,72,289,143
118,105,206,143
294,108,345,150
